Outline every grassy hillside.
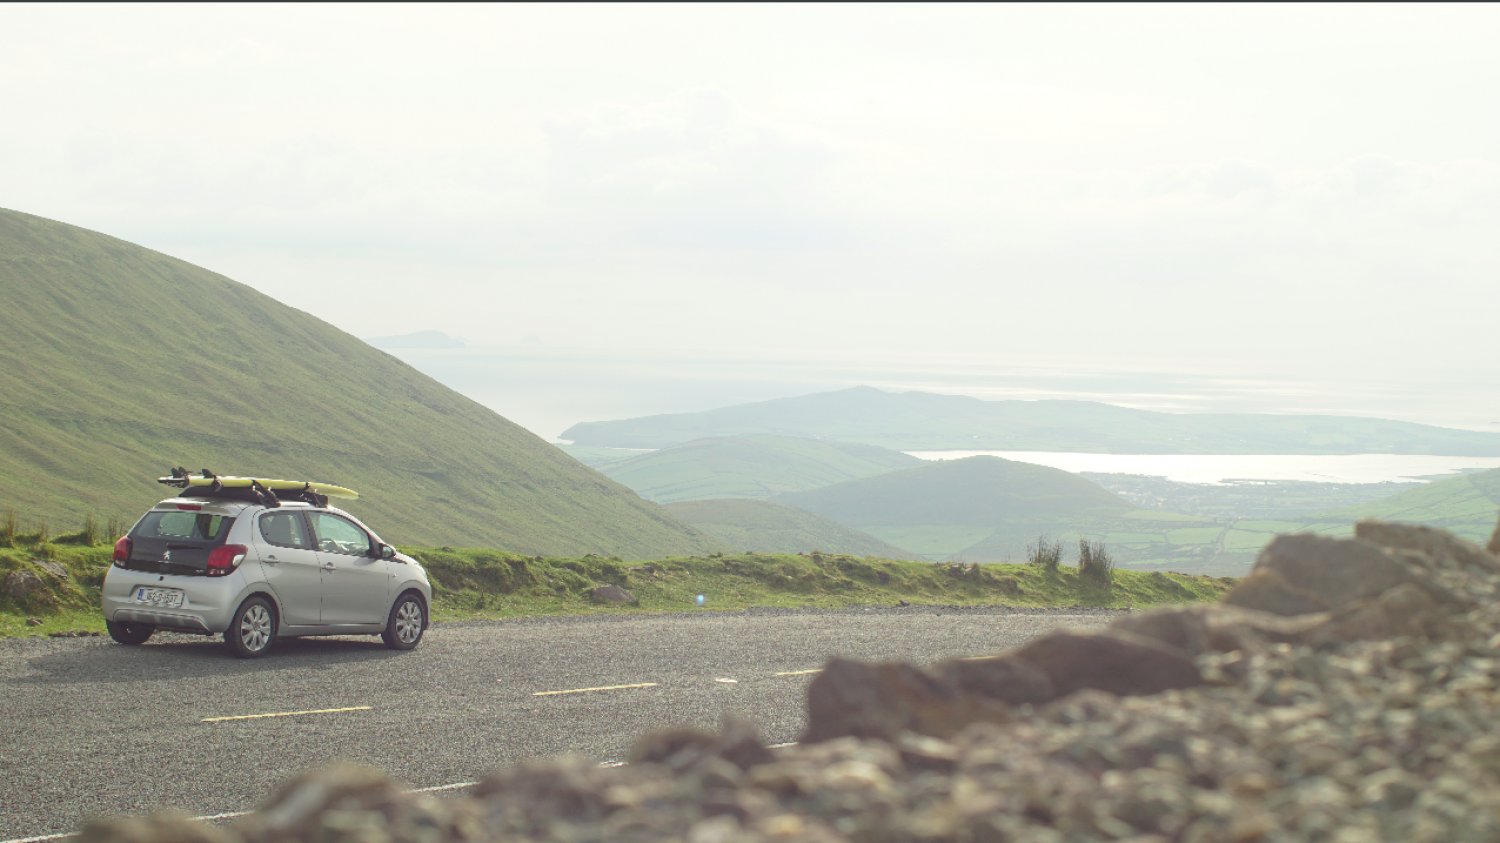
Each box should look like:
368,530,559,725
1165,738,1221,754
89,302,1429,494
595,435,919,503
664,499,915,557
562,385,1500,454
0,537,1236,639
777,456,1130,526
1331,467,1500,545
773,456,1131,562
0,208,717,557
952,471,1500,575
559,445,655,470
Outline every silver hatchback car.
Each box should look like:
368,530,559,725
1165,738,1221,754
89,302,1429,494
103,493,432,657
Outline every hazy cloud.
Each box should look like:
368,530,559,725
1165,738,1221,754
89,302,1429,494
2,3,1498,403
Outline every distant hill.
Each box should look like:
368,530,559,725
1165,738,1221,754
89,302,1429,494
1331,467,1500,545
777,456,1130,525
365,330,465,349
593,435,920,503
664,499,914,557
0,208,717,557
562,385,1500,455
773,456,1131,560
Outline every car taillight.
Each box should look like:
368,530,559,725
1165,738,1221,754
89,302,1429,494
206,544,248,577
112,536,133,567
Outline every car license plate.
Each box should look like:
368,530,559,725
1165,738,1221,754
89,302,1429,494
133,587,184,608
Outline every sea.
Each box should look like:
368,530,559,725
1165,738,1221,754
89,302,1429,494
905,451,1500,485
376,343,1500,485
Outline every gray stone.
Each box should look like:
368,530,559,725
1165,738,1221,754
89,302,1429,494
3,569,45,601
802,658,1010,742
1012,630,1203,699
1355,519,1500,575
1222,568,1332,616
587,584,638,605
629,715,774,772
1112,603,1324,658
77,812,233,843
1225,533,1433,617
941,653,1054,705
2,570,53,611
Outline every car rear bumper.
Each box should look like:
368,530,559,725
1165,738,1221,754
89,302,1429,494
109,608,213,633
101,566,255,634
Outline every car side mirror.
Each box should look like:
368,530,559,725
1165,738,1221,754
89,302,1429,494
379,544,397,561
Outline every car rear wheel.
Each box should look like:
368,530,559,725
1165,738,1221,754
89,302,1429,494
106,620,155,645
225,597,276,658
381,593,425,651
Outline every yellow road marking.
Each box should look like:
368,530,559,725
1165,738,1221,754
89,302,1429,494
773,668,822,677
201,705,372,723
532,682,659,697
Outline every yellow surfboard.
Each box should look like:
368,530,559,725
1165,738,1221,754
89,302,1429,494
158,471,359,500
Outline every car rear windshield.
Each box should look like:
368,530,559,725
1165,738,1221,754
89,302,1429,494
134,510,233,544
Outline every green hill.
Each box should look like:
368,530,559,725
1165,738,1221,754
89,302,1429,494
1329,467,1500,545
562,385,1500,454
0,208,718,557
777,456,1130,525
774,456,1132,560
594,435,920,503
663,498,915,557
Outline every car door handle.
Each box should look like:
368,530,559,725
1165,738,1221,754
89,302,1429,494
321,562,336,571
263,555,280,565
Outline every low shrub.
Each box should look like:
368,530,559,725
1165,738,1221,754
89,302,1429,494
1027,535,1063,573
1078,539,1114,586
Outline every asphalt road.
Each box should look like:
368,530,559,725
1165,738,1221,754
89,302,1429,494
0,606,1119,841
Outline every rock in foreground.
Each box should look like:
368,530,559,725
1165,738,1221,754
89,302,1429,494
80,518,1500,842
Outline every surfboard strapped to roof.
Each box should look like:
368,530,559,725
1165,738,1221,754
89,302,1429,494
157,468,358,508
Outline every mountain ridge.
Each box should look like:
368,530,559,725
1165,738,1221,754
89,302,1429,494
592,434,920,503
0,207,717,557
562,385,1500,455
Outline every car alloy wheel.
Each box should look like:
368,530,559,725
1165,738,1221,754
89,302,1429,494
395,600,422,644
382,594,425,650
226,597,276,658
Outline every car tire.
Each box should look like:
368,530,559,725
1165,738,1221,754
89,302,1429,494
381,592,425,651
106,620,155,645
225,596,276,658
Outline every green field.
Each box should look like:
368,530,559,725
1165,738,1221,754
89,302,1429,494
0,208,716,558
663,498,912,557
0,536,1236,639
1333,469,1500,544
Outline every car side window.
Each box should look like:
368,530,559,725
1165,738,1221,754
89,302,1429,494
259,512,311,549
309,512,372,556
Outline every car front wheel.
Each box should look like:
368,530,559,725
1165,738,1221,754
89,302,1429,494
225,597,276,658
106,620,155,645
382,593,425,651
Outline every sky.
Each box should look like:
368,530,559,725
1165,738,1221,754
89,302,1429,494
4,3,1500,432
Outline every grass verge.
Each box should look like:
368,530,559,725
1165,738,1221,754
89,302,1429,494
0,542,1236,639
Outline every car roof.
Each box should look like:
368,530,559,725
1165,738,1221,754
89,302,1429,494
154,497,314,513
